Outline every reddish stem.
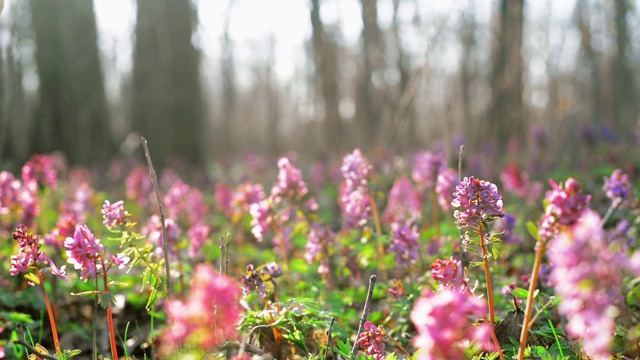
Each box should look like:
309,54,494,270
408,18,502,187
368,194,388,281
478,229,496,324
36,268,61,355
517,240,546,360
101,257,119,360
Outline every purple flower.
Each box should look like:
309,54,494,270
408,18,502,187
110,253,130,269
356,321,385,360
412,151,446,189
341,148,372,191
382,176,422,225
260,262,283,279
304,223,333,273
493,213,523,244
538,178,591,241
142,215,180,255
547,210,628,360
102,200,127,227
411,288,493,359
389,221,420,268
64,225,104,280
435,168,459,212
452,177,504,229
241,264,267,297
215,183,235,219
603,169,632,203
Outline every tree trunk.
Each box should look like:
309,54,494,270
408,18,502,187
310,0,342,153
30,0,112,165
486,0,525,154
132,0,205,168
611,0,637,134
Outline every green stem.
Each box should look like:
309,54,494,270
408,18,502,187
369,194,387,282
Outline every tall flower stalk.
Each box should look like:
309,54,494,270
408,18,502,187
10,225,67,355
517,178,590,360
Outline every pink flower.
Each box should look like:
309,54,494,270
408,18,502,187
0,171,21,215
187,223,210,257
125,166,152,206
215,183,235,219
64,225,104,280
411,288,492,359
21,154,57,190
160,264,243,354
452,177,504,229
339,184,372,230
430,257,467,291
110,253,130,269
435,168,459,212
388,279,408,299
383,176,422,225
548,210,629,360
356,321,385,360
304,223,334,272
271,157,310,203
102,200,127,227
538,178,591,241
142,215,180,255
249,199,272,242
10,225,67,281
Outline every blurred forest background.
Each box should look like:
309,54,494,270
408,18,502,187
0,0,638,171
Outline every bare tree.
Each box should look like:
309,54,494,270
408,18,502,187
611,0,637,133
220,0,236,155
486,0,526,153
132,0,204,168
574,0,603,127
357,0,384,150
310,0,343,152
30,0,112,165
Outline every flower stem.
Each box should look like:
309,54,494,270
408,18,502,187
517,240,546,360
478,229,496,324
369,195,388,281
37,269,61,355
102,258,119,360
387,334,413,360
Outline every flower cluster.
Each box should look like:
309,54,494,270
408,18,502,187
538,178,591,241
21,154,58,190
339,149,373,230
125,166,152,206
389,221,420,268
186,223,211,258
356,321,386,360
160,264,242,355
430,256,468,291
547,210,633,359
388,278,408,299
241,264,267,297
412,151,446,189
410,288,493,359
0,171,20,215
435,168,459,212
452,177,504,229
499,164,542,202
271,157,310,203
603,169,632,204
10,225,67,280
102,200,128,227
382,176,422,225
64,225,104,280
304,223,334,274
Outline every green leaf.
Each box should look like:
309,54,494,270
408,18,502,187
491,243,500,261
384,352,398,360
469,261,484,268
335,339,352,358
5,312,33,323
12,329,23,358
511,288,529,299
526,221,541,242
